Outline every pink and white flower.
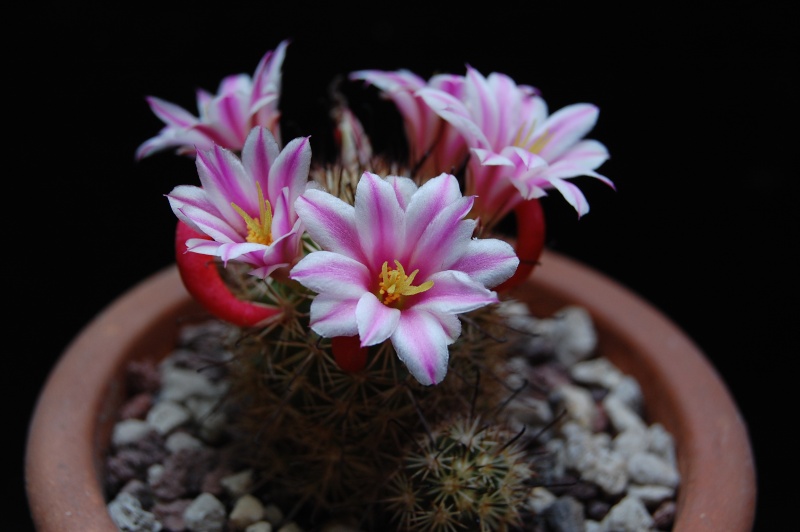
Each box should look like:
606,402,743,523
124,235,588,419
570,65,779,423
349,69,468,179
136,40,289,159
416,66,613,227
167,126,311,279
289,171,519,386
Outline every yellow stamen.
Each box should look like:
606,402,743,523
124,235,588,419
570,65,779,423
513,121,552,154
377,260,434,307
231,182,273,246
527,129,553,154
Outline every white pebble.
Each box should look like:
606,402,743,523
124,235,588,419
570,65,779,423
112,419,153,447
146,400,190,435
600,495,655,531
578,445,629,496
570,358,624,389
550,306,598,365
627,484,677,505
146,464,164,486
603,395,647,433
613,428,649,457
627,451,680,488
647,423,678,467
183,493,226,532
165,431,204,453
229,494,266,528
553,383,597,429
221,469,254,498
160,364,228,402
527,486,557,514
607,375,643,411
107,491,162,531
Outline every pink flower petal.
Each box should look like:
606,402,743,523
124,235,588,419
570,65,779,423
356,293,401,346
392,309,453,386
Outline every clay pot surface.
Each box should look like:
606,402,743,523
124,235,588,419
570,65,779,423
25,249,756,531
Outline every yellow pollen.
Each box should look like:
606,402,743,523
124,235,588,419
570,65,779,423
377,260,434,306
231,182,273,246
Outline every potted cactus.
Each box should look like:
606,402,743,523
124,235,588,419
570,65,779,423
26,40,755,531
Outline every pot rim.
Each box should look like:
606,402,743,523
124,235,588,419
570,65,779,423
25,249,756,531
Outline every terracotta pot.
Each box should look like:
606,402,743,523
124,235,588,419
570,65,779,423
25,249,756,531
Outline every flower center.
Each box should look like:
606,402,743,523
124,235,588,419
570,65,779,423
377,260,434,307
231,182,273,246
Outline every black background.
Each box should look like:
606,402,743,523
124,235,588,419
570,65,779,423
12,3,796,530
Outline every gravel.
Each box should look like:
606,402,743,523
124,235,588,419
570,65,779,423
104,305,678,531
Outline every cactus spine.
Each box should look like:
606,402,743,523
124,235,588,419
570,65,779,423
215,162,541,530
218,282,539,530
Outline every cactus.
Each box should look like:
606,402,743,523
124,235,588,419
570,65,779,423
207,146,543,529
383,416,534,532
218,281,541,530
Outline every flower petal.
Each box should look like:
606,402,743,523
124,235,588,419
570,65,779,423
350,69,428,135
403,173,465,251
391,309,452,386
241,126,281,187
250,39,288,114
411,270,499,314
308,293,360,338
472,148,514,167
216,241,270,264
408,196,475,280
169,197,242,244
137,42,288,158
248,225,302,278
537,103,599,161
546,177,591,217
195,144,253,228
447,239,519,289
356,293,401,346
417,87,491,150
290,251,371,297
552,139,609,170
290,170,523,386
354,172,406,268
144,96,198,128
265,135,312,205
295,189,362,260
384,175,419,210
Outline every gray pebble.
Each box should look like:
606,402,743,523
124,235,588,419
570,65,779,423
544,495,585,532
